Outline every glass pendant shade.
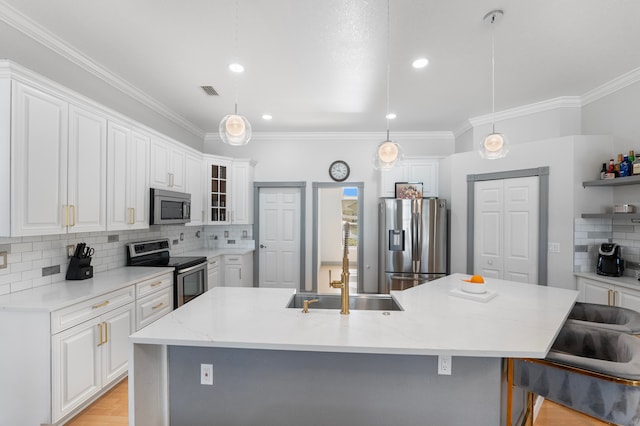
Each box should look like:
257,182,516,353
219,114,252,146
479,132,509,159
374,140,403,170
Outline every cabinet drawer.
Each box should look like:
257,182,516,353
208,256,221,269
52,286,135,334
136,273,173,299
224,255,242,265
136,287,173,330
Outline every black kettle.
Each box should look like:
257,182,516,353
596,243,624,277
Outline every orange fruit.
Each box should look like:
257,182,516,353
464,275,485,284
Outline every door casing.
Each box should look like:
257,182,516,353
253,182,306,289
466,167,549,285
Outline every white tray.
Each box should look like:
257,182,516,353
448,287,497,302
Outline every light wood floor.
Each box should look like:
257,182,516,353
65,378,128,426
66,378,609,425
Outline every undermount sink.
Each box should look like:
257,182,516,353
287,293,403,311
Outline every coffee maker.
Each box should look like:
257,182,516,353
597,243,624,277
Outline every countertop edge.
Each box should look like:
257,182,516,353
574,271,640,291
0,266,174,312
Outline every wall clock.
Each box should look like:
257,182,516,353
329,160,350,182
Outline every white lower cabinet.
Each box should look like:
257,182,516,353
224,253,253,287
0,271,174,425
51,301,134,422
134,272,173,330
207,256,222,288
577,276,640,313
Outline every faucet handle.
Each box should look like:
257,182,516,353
329,269,344,288
302,299,319,313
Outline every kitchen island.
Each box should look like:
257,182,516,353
129,273,578,425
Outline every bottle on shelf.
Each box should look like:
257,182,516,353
633,153,640,176
600,163,607,179
615,154,623,177
620,155,630,177
629,151,636,175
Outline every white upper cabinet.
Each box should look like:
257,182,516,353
378,157,439,198
204,156,255,225
106,121,149,231
150,137,186,192
231,159,255,224
206,156,232,224
185,153,205,226
67,105,108,233
10,81,107,236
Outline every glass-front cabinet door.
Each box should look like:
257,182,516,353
206,156,232,224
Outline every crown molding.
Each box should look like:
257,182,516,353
468,96,582,127
0,1,205,139
581,66,640,106
205,131,454,143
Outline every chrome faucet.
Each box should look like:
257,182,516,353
329,221,350,315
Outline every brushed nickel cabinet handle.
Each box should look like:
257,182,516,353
152,302,164,310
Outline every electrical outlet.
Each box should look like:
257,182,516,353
201,364,213,385
438,355,452,375
67,245,76,258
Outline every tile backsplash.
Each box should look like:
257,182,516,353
0,225,211,295
574,217,640,276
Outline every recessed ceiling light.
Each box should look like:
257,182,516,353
262,114,273,121
228,63,245,73
386,113,397,120
412,57,429,69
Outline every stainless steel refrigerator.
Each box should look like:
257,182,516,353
378,198,448,293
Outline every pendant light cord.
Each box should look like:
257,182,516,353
385,0,391,140
490,13,496,133
234,0,240,112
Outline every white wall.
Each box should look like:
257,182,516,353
207,133,455,292
582,80,640,152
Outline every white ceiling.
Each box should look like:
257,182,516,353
2,0,640,138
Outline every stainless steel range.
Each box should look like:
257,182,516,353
126,239,208,308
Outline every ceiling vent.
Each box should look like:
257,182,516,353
201,86,219,96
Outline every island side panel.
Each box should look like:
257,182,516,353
130,343,169,426
168,346,506,426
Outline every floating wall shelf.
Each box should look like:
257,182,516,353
582,175,640,187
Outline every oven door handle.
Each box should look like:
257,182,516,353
177,263,207,274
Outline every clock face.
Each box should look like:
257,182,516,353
329,160,350,182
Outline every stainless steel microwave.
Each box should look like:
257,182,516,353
150,188,191,225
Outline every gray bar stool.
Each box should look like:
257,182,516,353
566,302,640,334
515,323,640,425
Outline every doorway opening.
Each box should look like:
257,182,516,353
312,182,364,294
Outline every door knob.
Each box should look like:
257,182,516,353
260,244,267,248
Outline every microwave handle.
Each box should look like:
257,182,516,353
184,202,191,219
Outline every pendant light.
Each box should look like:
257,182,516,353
479,9,509,160
219,0,251,146
374,0,403,170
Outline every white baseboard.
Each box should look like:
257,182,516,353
533,395,544,423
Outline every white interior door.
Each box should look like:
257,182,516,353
259,187,301,289
474,176,539,284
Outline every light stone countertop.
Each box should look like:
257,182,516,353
0,266,174,312
130,273,579,358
